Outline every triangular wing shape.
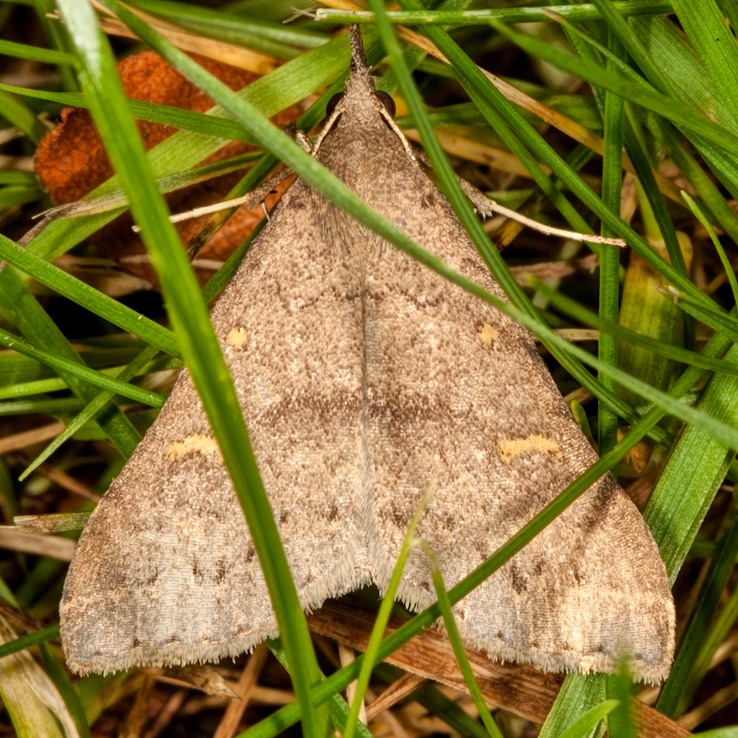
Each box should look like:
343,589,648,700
60,178,371,674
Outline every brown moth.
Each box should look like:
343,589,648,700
60,26,675,683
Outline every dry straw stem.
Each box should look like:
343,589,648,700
0,420,66,455
363,672,425,720
92,1,281,74
0,527,75,561
212,644,269,738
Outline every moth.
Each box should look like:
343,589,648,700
61,26,674,683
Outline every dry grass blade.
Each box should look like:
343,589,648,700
214,644,269,738
92,2,281,73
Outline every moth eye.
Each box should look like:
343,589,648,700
376,90,396,117
326,92,344,117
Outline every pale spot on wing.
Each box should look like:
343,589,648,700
225,327,248,349
165,434,221,461
498,435,563,464
476,322,498,348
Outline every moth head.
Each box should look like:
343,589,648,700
325,88,396,120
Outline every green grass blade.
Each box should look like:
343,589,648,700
0,616,71,738
343,488,432,738
490,17,738,157
557,699,618,738
315,3,675,25
56,1,327,734
0,234,179,357
0,89,48,143
0,327,163,408
128,0,328,56
645,342,738,573
0,38,74,65
598,32,625,455
534,282,735,379
0,625,60,662
268,642,375,738
658,513,738,716
683,193,738,305
0,268,141,458
669,0,738,127
424,547,504,738
19,345,161,480
606,664,637,738
540,675,607,738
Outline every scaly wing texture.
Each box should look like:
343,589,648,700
317,103,675,683
61,27,674,681
60,179,370,674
